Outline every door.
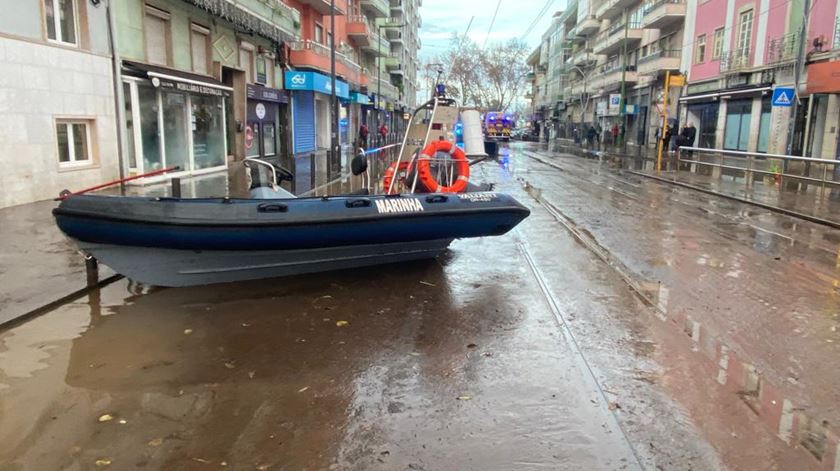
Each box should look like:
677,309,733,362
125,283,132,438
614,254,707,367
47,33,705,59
315,97,329,149
756,97,772,153
724,99,752,151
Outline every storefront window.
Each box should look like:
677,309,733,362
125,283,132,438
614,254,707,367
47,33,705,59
192,94,226,169
138,84,162,170
724,99,751,151
246,121,261,158
163,91,190,171
263,123,276,156
123,82,137,169
757,97,772,153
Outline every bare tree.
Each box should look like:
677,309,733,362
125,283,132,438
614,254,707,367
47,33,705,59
425,36,530,111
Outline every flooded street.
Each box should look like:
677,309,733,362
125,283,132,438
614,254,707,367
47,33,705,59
2,143,839,470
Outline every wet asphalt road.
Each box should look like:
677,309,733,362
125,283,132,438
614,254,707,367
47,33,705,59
1,143,837,470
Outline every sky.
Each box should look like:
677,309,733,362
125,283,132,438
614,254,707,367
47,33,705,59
417,0,566,60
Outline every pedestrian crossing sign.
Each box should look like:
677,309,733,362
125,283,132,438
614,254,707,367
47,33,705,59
772,87,794,107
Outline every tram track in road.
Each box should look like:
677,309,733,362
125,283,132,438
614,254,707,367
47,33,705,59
519,147,840,259
518,239,646,471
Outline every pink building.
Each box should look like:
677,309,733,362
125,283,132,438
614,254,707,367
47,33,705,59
681,0,840,157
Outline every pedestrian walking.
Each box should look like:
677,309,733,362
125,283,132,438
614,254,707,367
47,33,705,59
611,123,619,147
378,123,388,145
358,123,369,149
586,126,596,149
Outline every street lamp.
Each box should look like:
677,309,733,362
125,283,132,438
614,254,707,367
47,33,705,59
377,21,407,143
565,64,592,135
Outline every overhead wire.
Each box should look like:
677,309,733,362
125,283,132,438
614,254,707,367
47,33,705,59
521,0,557,41
483,0,503,48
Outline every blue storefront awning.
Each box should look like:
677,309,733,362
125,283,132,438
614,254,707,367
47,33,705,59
350,91,371,105
284,71,349,99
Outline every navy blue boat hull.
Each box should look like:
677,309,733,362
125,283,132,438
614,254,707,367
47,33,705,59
53,192,530,286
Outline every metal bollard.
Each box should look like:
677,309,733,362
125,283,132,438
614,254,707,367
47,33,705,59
85,255,98,288
171,177,181,198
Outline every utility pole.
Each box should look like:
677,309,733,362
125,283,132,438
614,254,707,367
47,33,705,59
618,15,629,150
784,0,811,157
329,0,338,179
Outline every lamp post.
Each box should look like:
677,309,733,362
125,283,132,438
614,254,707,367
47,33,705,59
568,65,591,133
329,0,338,180
377,21,407,146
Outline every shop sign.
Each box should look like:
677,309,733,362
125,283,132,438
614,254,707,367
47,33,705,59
255,103,266,119
157,78,228,97
284,71,349,99
247,84,288,103
806,60,840,94
686,80,720,95
596,101,607,116
608,94,621,115
350,91,371,105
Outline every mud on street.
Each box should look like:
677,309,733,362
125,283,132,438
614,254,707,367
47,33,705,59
1,143,838,470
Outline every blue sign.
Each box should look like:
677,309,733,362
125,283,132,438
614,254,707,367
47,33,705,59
772,87,794,107
284,71,349,99
350,91,370,105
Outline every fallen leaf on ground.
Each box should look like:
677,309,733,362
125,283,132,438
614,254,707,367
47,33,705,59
97,414,114,423
257,465,271,470
192,458,210,464
148,438,164,447
183,329,193,335
608,402,621,411
457,395,472,401
335,320,349,327
419,281,436,287
467,343,477,349
224,362,236,369
248,371,256,379
118,419,127,425
408,352,421,356
298,386,309,393
94,458,112,467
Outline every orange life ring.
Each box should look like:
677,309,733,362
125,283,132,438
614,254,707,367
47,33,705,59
415,140,470,193
382,161,411,194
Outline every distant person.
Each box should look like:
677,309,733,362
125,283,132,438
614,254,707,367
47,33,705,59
611,123,619,146
378,123,388,144
662,124,672,155
358,123,369,149
679,122,697,161
586,126,596,149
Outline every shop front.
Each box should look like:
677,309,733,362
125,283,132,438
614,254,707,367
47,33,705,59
805,60,840,159
245,83,288,161
121,61,229,180
284,70,349,155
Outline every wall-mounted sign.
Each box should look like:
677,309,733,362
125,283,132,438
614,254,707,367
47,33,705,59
247,83,288,103
284,71,349,99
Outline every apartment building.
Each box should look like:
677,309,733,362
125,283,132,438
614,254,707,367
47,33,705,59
536,0,840,158
526,11,565,141
0,0,119,207
682,0,840,157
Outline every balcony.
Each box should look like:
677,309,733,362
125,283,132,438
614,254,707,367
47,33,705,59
390,0,404,15
295,0,342,16
577,16,601,36
288,40,368,87
595,64,638,90
361,0,389,17
765,33,799,65
595,0,639,20
569,48,598,67
592,21,643,55
384,53,401,70
360,31,390,56
372,75,399,100
346,16,372,46
719,48,752,74
637,49,681,75
380,17,404,28
641,0,686,30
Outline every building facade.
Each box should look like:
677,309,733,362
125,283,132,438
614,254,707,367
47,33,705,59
0,0,119,208
532,0,840,158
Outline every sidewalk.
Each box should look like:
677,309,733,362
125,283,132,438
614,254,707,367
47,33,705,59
0,200,116,326
546,139,840,227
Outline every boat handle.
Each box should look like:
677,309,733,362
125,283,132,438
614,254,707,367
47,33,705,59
345,198,371,208
425,195,448,203
257,203,288,213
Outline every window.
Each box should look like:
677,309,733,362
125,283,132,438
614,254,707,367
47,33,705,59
56,120,92,166
712,28,724,59
145,6,171,66
44,0,77,45
315,23,323,44
239,42,255,83
695,34,706,63
191,23,210,75
737,9,754,53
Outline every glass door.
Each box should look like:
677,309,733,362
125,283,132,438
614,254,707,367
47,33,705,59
162,91,190,171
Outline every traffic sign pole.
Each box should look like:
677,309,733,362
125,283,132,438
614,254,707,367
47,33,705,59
656,70,670,172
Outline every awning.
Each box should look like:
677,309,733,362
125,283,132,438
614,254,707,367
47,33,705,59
123,61,233,96
679,86,772,103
